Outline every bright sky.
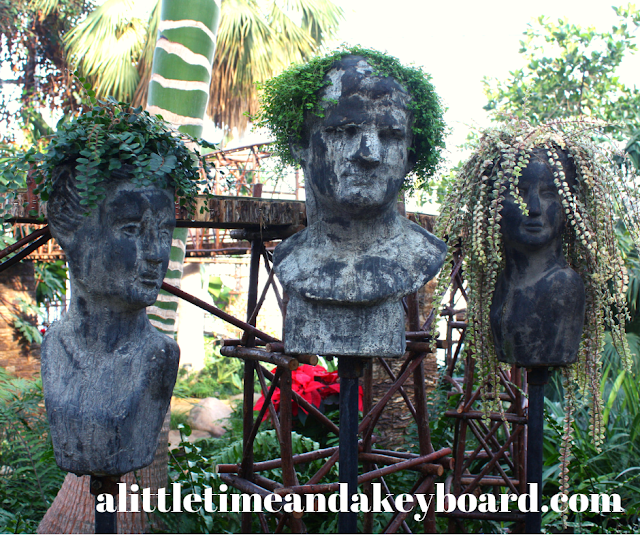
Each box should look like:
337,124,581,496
4,0,638,174
324,0,640,166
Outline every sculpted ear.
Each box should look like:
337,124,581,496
46,165,84,251
290,140,309,167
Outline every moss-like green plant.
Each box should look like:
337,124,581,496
435,117,636,502
253,45,446,191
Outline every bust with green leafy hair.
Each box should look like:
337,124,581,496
37,100,212,476
266,51,447,357
435,118,634,499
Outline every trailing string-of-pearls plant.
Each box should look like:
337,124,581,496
435,118,638,498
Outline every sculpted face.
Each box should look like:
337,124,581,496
304,59,413,217
500,160,565,250
69,182,175,310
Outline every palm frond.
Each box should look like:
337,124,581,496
28,0,60,17
131,0,161,109
64,0,146,102
132,0,342,134
281,0,343,47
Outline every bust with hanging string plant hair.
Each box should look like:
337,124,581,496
435,118,635,499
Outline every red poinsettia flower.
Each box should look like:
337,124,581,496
254,364,363,420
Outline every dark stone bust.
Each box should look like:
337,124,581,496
41,166,180,476
274,56,447,357
490,152,585,368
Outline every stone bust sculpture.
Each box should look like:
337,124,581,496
273,55,447,357
490,150,585,368
41,166,180,476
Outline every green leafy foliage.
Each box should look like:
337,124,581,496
34,260,67,308
173,340,244,399
207,276,232,311
8,298,42,346
541,387,640,532
484,5,640,138
0,0,90,132
0,144,33,234
161,404,338,533
30,96,214,212
254,45,446,190
436,119,636,506
0,368,65,533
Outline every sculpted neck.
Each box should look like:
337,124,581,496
65,279,150,354
502,237,566,283
309,202,401,250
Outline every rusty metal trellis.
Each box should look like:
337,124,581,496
207,231,453,533
439,248,527,532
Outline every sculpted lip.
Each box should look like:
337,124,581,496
524,221,544,231
139,272,161,286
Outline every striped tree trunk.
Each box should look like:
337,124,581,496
146,0,221,139
38,2,221,532
146,0,221,337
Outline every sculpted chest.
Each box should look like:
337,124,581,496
490,268,585,368
41,329,179,476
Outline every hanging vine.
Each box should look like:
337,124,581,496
435,117,637,501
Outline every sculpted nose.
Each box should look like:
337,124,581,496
528,190,542,216
354,130,381,167
142,229,164,265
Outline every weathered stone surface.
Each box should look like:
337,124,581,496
490,156,585,368
274,56,446,358
188,396,232,436
41,167,180,476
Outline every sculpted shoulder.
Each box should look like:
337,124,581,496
273,218,447,304
541,265,584,304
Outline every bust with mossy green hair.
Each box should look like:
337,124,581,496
257,48,447,357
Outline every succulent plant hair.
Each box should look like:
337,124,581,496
435,118,633,499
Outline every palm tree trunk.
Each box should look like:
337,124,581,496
146,0,221,139
38,2,221,532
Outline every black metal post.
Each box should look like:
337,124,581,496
526,367,549,533
337,356,364,534
240,237,262,533
90,476,119,534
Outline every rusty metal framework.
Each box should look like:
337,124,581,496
207,142,303,201
439,250,527,532
213,235,455,533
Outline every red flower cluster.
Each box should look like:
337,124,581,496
254,364,363,420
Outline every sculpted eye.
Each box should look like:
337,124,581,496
344,125,358,136
326,123,359,136
380,127,404,140
121,224,141,236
